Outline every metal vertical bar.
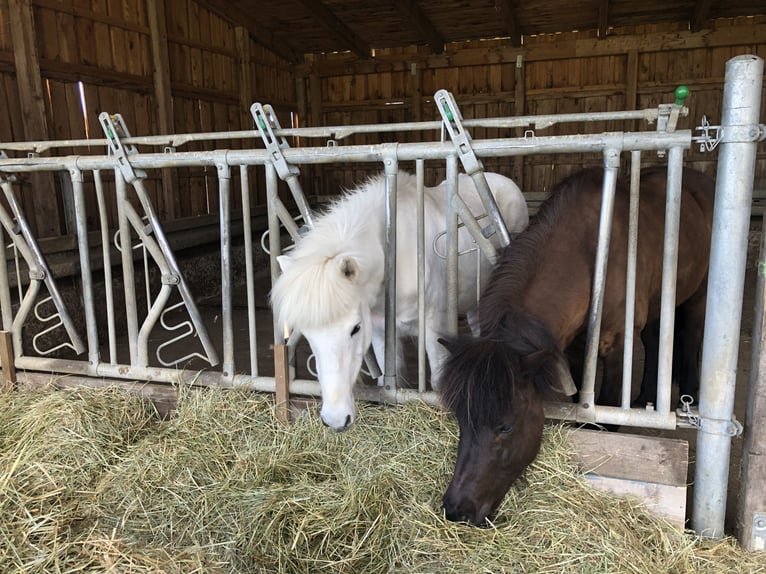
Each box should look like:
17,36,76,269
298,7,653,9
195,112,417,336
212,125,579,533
580,147,620,416
383,154,398,392
694,54,763,539
240,165,258,376
416,159,426,394
218,163,234,379
69,168,99,363
445,155,459,335
93,170,117,363
621,151,641,409
115,171,140,366
0,226,13,331
266,163,284,343
656,147,685,415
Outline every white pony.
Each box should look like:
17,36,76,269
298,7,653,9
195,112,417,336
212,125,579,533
270,171,528,431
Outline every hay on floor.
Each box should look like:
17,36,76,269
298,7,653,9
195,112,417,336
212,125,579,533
0,385,763,573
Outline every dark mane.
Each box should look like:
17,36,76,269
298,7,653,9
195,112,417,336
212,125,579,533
439,315,561,431
476,168,604,333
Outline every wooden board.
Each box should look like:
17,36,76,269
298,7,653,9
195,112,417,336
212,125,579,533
569,428,689,528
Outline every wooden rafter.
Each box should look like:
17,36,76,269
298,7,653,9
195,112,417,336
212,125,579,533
495,0,522,47
295,0,371,59
393,0,445,53
598,0,610,39
691,0,715,32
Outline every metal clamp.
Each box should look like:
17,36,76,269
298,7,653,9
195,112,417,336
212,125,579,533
676,394,702,429
434,89,483,175
0,150,17,183
251,102,314,228
98,112,147,183
694,115,722,152
677,395,744,436
251,103,300,181
656,103,688,134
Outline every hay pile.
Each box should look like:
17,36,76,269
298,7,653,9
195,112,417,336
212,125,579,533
0,386,763,573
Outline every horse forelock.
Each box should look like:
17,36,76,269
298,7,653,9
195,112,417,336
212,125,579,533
271,252,369,331
439,336,524,433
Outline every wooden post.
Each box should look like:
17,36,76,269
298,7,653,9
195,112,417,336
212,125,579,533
273,344,290,423
738,226,766,551
147,0,180,220
409,63,423,141
8,0,59,237
625,49,639,134
0,331,16,391
235,27,254,127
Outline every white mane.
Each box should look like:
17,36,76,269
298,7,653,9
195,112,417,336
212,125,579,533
271,172,412,330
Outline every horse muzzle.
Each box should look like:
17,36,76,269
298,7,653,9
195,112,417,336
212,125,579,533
321,412,354,432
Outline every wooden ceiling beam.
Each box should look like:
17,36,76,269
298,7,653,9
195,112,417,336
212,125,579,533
393,0,445,53
495,0,522,47
295,0,371,59
598,0,610,39
691,0,715,32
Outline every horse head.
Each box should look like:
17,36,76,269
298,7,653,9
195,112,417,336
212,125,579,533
438,322,576,525
273,252,379,432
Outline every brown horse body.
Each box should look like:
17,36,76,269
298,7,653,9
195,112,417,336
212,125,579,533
439,166,715,525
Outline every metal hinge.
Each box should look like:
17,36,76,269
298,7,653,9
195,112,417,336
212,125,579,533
676,394,743,436
693,114,766,152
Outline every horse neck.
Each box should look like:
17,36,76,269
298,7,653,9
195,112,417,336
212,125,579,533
477,198,593,349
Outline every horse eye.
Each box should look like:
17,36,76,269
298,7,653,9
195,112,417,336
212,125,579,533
350,324,361,337
496,424,514,435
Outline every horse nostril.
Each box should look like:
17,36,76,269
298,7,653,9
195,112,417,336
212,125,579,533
344,414,352,428
321,418,329,427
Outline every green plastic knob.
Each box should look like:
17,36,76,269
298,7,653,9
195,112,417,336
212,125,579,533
674,85,690,106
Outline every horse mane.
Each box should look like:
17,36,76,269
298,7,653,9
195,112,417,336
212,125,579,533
476,168,603,333
439,314,562,432
270,172,417,331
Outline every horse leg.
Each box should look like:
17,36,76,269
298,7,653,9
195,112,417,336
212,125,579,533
674,285,707,405
633,318,661,407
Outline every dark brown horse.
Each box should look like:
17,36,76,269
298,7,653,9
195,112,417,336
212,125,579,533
438,166,715,525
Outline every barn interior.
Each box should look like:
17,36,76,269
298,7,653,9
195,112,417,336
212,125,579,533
1,0,766,558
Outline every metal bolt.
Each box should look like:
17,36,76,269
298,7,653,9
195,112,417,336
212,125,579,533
755,517,766,531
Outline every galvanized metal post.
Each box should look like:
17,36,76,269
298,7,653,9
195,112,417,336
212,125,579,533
693,54,763,539
383,152,399,393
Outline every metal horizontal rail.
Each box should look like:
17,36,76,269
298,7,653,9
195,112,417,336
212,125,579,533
0,130,692,174
0,106,684,154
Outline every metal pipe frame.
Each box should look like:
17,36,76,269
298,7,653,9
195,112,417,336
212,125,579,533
693,54,764,540
621,151,642,409
1,75,761,537
0,105,685,154
578,147,621,418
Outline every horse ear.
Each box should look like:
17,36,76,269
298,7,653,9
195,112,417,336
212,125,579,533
522,348,577,397
277,254,293,273
437,337,458,355
337,256,360,283
551,354,577,396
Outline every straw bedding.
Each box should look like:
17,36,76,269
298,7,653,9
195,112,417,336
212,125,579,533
0,385,763,573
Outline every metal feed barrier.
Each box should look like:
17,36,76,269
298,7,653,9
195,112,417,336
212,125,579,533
0,55,763,541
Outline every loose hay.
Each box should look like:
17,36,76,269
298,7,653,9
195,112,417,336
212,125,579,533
0,386,764,573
